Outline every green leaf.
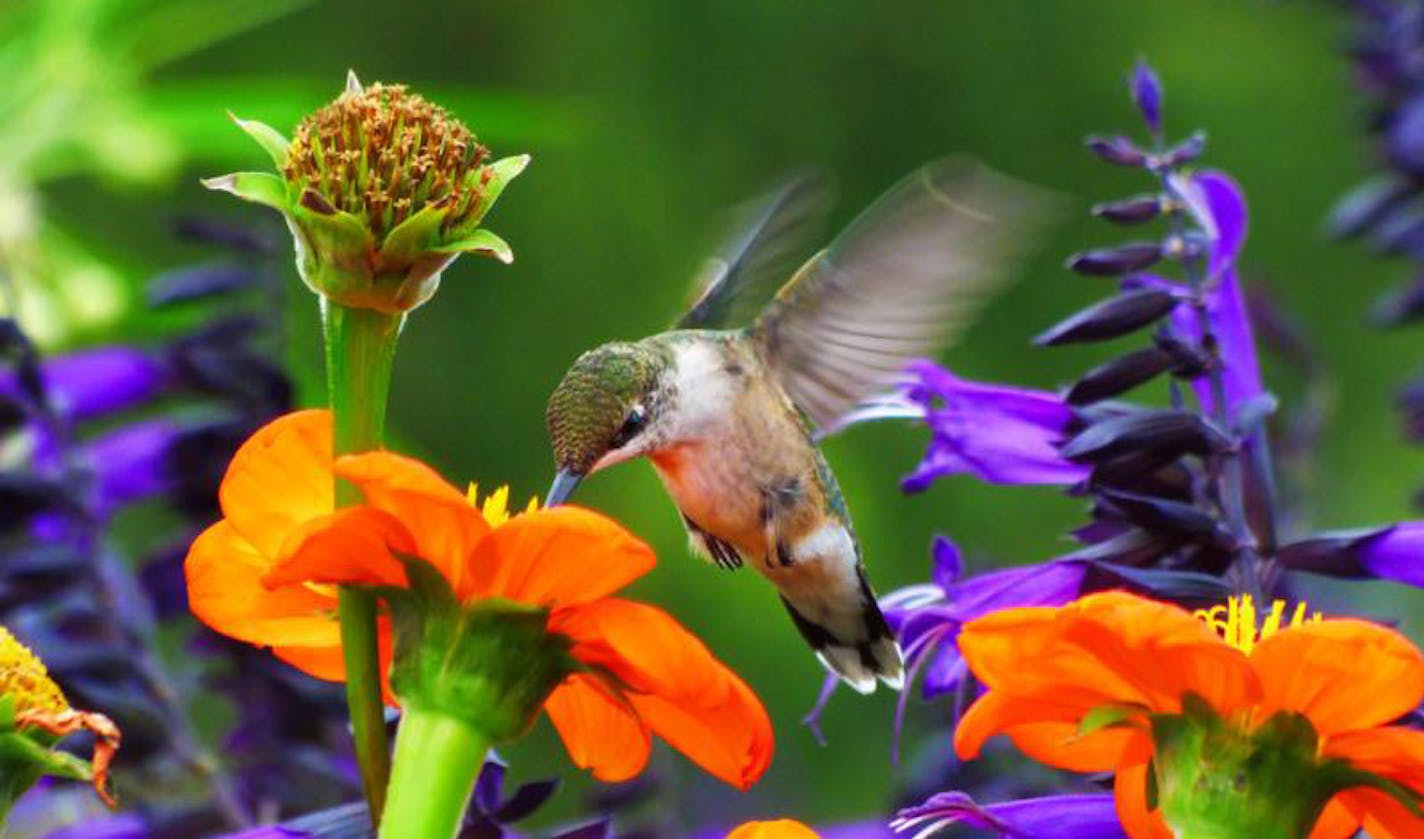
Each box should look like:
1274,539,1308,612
200,171,289,210
434,229,513,264
227,112,291,168
458,154,531,231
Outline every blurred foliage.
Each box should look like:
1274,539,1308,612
9,0,1424,833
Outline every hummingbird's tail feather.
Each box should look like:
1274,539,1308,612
779,567,904,694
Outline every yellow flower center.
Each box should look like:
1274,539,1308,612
1194,595,1321,654
0,626,68,716
466,483,539,527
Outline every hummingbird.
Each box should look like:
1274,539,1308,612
544,159,1049,693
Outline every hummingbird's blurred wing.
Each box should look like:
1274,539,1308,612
676,170,832,331
751,158,1055,434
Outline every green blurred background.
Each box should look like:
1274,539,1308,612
8,0,1424,830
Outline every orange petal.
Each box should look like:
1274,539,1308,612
264,507,415,589
334,451,492,593
1322,726,1424,795
1114,762,1173,839
1306,798,1362,839
629,680,773,791
953,691,1131,761
544,673,651,782
465,507,654,607
1251,619,1424,737
1338,787,1424,839
1006,721,1150,773
959,592,1257,715
724,820,820,839
185,520,340,647
552,599,772,789
219,411,334,560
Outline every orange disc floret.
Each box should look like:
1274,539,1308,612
953,590,1424,839
184,410,774,790
725,820,821,839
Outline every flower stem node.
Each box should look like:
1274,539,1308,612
382,558,577,743
204,72,528,313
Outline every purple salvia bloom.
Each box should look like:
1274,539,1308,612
900,360,1088,491
1130,59,1163,134
891,791,1127,839
1357,522,1424,585
85,419,182,514
0,347,166,422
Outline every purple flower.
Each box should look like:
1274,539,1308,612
899,360,1088,491
86,419,183,513
1130,59,1162,134
0,347,166,423
891,791,1127,839
1359,523,1424,584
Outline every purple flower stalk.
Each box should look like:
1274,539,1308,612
891,791,1127,839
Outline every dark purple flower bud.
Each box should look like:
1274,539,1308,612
0,347,168,423
1033,289,1179,346
1061,408,1233,463
892,792,1127,839
1089,455,1195,499
1092,194,1163,224
899,361,1088,489
1066,346,1174,404
1066,242,1163,276
1096,487,1232,544
1387,94,1424,176
1370,277,1424,327
1084,563,1234,607
148,263,263,305
1274,527,1392,579
1085,135,1148,167
1368,204,1424,259
1130,59,1163,133
1161,130,1207,167
1326,174,1415,239
1062,527,1183,567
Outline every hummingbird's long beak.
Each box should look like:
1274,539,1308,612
545,468,584,507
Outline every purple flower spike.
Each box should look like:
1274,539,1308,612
901,360,1088,491
892,791,1128,839
1130,59,1163,134
0,347,167,422
85,419,182,514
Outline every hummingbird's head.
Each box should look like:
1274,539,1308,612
545,342,667,501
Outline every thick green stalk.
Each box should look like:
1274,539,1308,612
321,300,404,822
379,707,489,839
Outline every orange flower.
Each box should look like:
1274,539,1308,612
953,590,1424,839
185,410,773,790
724,820,820,838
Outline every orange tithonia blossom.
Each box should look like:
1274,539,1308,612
724,820,820,838
185,410,773,790
953,590,1424,839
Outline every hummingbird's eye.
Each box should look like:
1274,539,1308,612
610,405,647,449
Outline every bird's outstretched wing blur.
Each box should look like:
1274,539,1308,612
676,170,832,331
751,158,1056,434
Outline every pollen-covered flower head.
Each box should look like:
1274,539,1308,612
0,626,67,716
283,81,489,242
203,71,527,313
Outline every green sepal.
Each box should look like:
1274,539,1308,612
1079,702,1147,737
380,201,455,261
200,171,289,211
454,154,530,234
433,229,513,264
379,556,578,744
227,112,291,168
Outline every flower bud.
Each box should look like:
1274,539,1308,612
1130,60,1163,134
203,72,528,313
1066,242,1163,276
1085,135,1148,167
1092,194,1163,224
1033,289,1179,345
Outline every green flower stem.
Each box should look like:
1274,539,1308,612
322,300,404,822
379,707,489,839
